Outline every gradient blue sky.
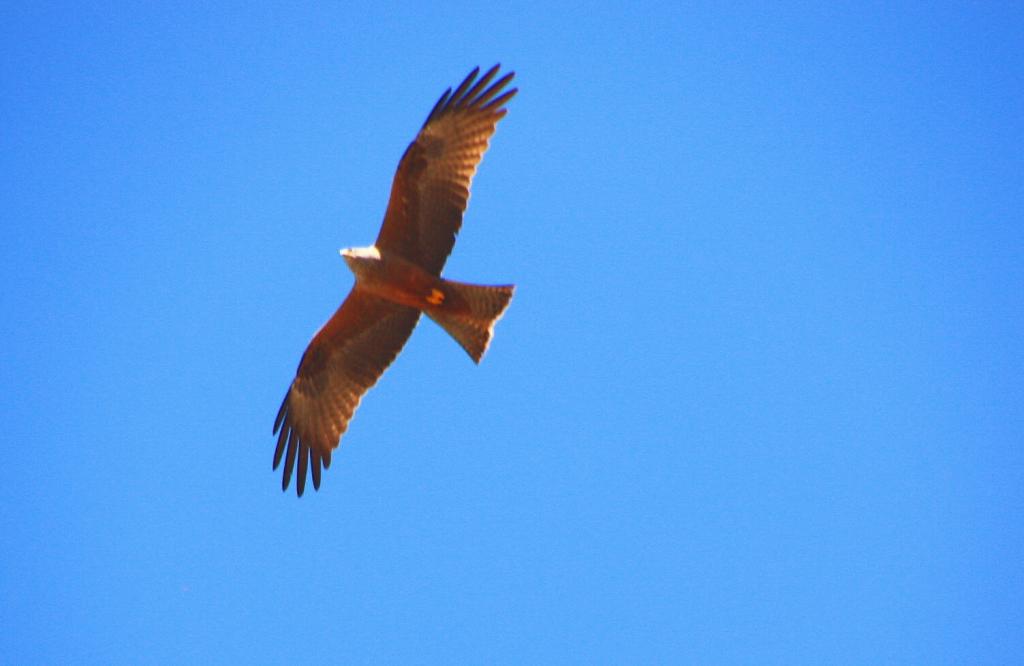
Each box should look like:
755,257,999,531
3,3,1023,663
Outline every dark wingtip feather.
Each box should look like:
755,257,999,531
311,449,322,490
483,87,517,113
461,65,501,106
473,71,515,108
422,65,516,127
297,442,309,497
448,66,481,106
273,423,290,469
273,393,289,434
281,431,298,492
423,88,453,127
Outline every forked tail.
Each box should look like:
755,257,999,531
425,280,515,363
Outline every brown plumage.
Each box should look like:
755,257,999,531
272,65,517,496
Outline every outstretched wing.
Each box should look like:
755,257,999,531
376,64,517,276
273,288,420,496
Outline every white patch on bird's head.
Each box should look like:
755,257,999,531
339,245,380,260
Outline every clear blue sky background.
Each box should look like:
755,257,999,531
2,3,1022,663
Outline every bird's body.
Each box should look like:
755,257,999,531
340,245,447,311
272,65,517,496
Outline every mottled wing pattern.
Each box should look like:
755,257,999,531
376,65,517,276
273,289,420,496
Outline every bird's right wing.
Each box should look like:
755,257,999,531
273,288,420,496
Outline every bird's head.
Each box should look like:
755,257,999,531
339,245,380,268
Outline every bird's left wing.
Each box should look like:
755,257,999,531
273,288,420,496
376,65,517,276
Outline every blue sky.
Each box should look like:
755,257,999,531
2,2,1022,663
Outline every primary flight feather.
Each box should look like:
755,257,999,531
272,65,517,496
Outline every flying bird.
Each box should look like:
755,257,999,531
272,65,517,496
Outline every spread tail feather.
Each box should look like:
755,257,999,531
426,280,514,363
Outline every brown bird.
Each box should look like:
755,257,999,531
272,65,517,496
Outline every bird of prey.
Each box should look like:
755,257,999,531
272,65,517,496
